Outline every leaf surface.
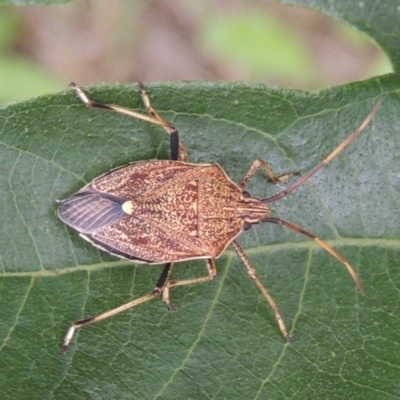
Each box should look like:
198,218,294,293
1,1,400,399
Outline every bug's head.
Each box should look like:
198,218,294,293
237,191,272,230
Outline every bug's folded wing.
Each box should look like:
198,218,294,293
58,190,125,233
82,215,212,264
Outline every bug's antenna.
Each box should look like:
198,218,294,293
264,217,364,293
262,102,381,204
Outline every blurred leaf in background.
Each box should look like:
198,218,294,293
200,10,316,84
0,8,62,103
0,0,393,104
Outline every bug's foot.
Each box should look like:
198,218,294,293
166,302,177,312
269,171,301,184
285,334,293,343
60,325,77,355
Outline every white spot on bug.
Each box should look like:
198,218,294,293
122,201,134,215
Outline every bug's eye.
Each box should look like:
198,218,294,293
243,222,252,231
242,191,251,198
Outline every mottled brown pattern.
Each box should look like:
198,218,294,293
93,161,201,199
89,161,245,262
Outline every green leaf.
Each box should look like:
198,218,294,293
1,3,400,400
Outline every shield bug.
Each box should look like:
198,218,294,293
59,82,380,353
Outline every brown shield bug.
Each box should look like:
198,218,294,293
59,82,380,353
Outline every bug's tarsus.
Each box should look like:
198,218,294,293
268,171,301,183
238,158,300,189
162,290,178,311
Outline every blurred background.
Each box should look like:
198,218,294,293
0,0,392,104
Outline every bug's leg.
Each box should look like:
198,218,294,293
161,259,217,309
238,158,299,189
138,82,188,162
231,240,292,342
61,262,174,354
69,82,186,162
265,217,364,294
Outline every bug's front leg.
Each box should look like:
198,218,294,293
238,159,299,189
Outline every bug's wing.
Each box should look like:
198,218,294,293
58,189,125,234
82,215,210,264
92,160,204,200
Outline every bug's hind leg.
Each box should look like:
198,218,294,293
61,260,217,353
138,82,188,162
69,82,187,162
61,262,175,354
238,158,299,189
